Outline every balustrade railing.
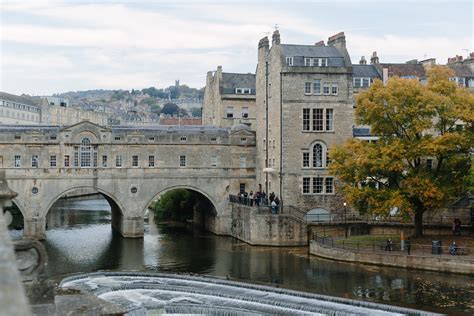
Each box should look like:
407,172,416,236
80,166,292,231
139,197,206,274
313,237,473,257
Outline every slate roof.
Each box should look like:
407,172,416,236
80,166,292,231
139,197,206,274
0,125,59,132
380,63,426,78
111,125,230,135
448,63,474,77
281,44,342,58
0,92,40,107
221,73,256,94
281,44,346,67
352,65,381,78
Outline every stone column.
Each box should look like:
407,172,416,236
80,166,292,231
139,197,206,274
0,171,32,315
23,217,46,240
119,216,144,238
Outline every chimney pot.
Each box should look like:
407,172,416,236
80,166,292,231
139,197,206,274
272,30,280,45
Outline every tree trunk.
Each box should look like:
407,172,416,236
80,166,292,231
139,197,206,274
414,209,424,237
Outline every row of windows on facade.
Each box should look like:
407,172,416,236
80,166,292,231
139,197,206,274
12,154,248,168
226,106,249,118
304,80,339,96
9,135,225,143
1,100,40,113
286,57,329,67
0,109,40,121
303,108,334,132
302,176,334,194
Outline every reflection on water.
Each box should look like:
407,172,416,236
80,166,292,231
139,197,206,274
29,199,474,314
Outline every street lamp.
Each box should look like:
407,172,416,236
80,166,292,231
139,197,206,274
343,202,348,238
343,202,347,223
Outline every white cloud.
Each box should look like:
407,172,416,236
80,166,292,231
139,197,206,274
0,1,471,95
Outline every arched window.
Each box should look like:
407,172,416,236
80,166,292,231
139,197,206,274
80,138,91,167
312,143,323,168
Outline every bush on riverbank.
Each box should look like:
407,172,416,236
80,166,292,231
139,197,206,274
153,189,196,221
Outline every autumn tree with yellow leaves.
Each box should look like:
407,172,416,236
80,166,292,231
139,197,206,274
330,67,473,237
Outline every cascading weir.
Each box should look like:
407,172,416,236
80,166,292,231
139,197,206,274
60,272,439,315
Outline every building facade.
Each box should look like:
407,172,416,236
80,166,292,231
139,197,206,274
0,92,42,125
255,31,354,214
203,66,256,129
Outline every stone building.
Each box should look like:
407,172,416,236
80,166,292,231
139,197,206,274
203,66,256,129
446,53,474,91
0,92,42,125
255,30,354,214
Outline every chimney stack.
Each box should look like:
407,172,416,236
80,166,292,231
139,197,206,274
327,32,346,48
272,30,280,45
314,40,325,47
359,56,367,65
370,51,379,64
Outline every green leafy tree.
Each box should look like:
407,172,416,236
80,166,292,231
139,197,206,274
150,104,161,114
330,66,473,237
161,103,179,115
154,189,196,221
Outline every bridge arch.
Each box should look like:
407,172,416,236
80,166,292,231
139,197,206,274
144,185,219,233
43,186,126,236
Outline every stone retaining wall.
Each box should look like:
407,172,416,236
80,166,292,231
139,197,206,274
231,204,307,246
310,241,474,275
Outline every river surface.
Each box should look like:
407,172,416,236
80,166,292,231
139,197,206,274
11,198,474,314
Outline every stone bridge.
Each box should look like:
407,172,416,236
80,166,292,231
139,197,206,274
0,121,256,239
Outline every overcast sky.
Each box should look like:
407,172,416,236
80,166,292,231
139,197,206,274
1,0,472,95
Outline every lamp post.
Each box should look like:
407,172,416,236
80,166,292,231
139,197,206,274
343,202,347,238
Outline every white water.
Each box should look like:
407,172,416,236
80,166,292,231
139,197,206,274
61,273,440,316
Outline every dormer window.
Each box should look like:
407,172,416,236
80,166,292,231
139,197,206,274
235,88,251,94
304,58,328,67
286,57,293,66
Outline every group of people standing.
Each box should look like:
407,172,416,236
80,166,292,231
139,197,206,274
237,190,281,214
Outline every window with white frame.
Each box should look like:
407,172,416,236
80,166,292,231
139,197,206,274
303,177,310,194
323,84,330,95
302,152,309,168
241,107,249,118
132,155,139,167
331,84,338,95
304,58,312,66
303,108,311,131
312,143,324,168
313,177,324,193
73,149,79,167
326,151,331,167
102,155,108,167
320,58,328,67
80,138,92,167
239,156,247,168
325,109,334,131
50,155,57,167
211,155,218,167
31,155,39,168
313,109,324,131
304,82,312,94
313,80,321,94
226,106,234,118
179,155,186,167
286,57,293,66
14,155,21,168
149,155,155,167
325,177,334,194
116,155,122,167
235,88,251,94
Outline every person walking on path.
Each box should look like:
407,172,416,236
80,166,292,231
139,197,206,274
405,237,411,255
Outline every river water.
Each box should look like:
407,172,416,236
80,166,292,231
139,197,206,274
13,198,474,314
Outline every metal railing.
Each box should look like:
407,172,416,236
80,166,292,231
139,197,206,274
228,195,473,227
313,237,473,257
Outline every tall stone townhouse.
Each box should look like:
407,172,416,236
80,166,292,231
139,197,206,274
202,66,256,129
254,30,355,214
